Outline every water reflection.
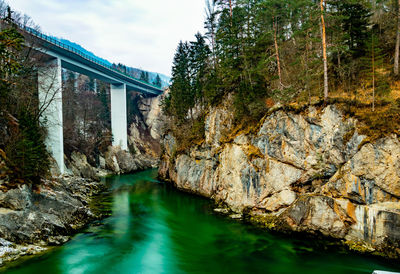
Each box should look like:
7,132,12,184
4,169,400,274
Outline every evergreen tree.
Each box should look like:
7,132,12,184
140,70,146,82
6,110,49,184
0,25,50,185
167,41,192,120
139,71,150,83
153,74,162,87
164,0,398,123
189,33,211,105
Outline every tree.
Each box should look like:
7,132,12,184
0,23,50,185
320,0,329,101
395,0,400,76
164,0,397,124
153,74,162,88
139,70,149,83
167,41,192,120
189,33,210,105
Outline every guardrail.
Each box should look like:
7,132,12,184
20,25,162,91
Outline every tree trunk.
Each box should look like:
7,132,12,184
273,16,283,90
320,0,329,101
372,38,375,112
394,0,400,76
306,33,310,104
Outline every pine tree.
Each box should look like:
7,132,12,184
139,70,145,81
189,33,211,105
153,74,162,87
168,41,192,120
139,71,149,83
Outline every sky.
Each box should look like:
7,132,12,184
10,0,207,77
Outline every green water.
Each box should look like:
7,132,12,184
3,169,399,274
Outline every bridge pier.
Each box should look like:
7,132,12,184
73,72,79,91
38,57,65,174
111,83,128,150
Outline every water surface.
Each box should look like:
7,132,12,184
3,169,400,273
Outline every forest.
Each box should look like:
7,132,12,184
164,0,400,145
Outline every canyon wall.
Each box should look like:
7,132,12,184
159,99,400,258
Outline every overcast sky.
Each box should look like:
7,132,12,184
10,0,207,77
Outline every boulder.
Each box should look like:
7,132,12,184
68,151,99,181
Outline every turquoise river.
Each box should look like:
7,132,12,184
2,169,400,274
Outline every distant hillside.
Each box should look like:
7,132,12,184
52,36,170,88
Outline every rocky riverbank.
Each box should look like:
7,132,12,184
159,99,400,259
0,175,105,266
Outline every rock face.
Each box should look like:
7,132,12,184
0,177,104,266
138,92,166,141
159,103,400,258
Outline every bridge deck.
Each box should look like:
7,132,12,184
22,26,163,96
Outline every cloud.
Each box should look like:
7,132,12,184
10,0,206,76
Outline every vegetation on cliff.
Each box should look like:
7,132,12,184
163,0,400,147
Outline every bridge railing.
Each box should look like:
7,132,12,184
19,25,162,92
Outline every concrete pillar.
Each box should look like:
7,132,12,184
38,58,64,174
110,83,128,150
73,72,79,91
93,79,97,93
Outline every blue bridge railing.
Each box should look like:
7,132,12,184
21,26,162,91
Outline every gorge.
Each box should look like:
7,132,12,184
2,0,400,272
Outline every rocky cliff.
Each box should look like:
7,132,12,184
159,99,400,258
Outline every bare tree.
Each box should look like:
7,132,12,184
205,0,217,68
273,15,283,90
394,0,400,76
320,0,328,101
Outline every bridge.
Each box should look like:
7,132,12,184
20,26,164,174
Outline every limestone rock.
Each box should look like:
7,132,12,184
159,103,400,258
205,94,234,147
323,136,400,204
139,92,166,140
283,195,351,238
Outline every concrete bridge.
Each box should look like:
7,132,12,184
22,26,163,174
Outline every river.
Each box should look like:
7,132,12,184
3,169,399,274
